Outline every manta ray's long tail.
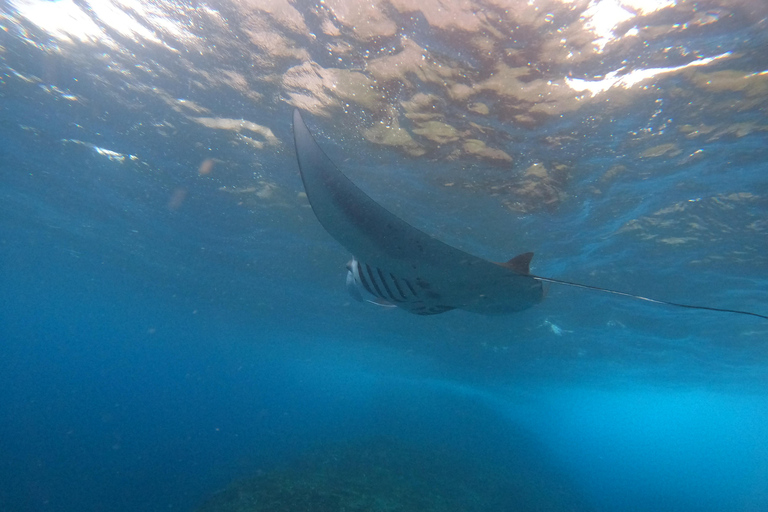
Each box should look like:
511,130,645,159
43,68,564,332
532,276,768,320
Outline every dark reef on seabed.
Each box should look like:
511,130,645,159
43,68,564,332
196,436,589,512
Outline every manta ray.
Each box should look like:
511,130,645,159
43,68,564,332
292,109,767,320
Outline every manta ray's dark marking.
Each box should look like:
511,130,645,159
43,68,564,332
292,109,768,321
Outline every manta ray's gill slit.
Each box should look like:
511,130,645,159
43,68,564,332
376,267,402,303
365,264,388,300
390,273,409,300
357,264,376,297
404,279,419,297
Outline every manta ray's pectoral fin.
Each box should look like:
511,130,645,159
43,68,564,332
497,252,535,274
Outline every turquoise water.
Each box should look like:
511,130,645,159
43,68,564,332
1,1,767,511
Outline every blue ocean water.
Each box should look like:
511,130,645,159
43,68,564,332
1,1,768,511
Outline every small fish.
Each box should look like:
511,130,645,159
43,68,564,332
293,109,767,321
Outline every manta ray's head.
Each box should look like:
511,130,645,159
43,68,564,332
345,258,365,303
